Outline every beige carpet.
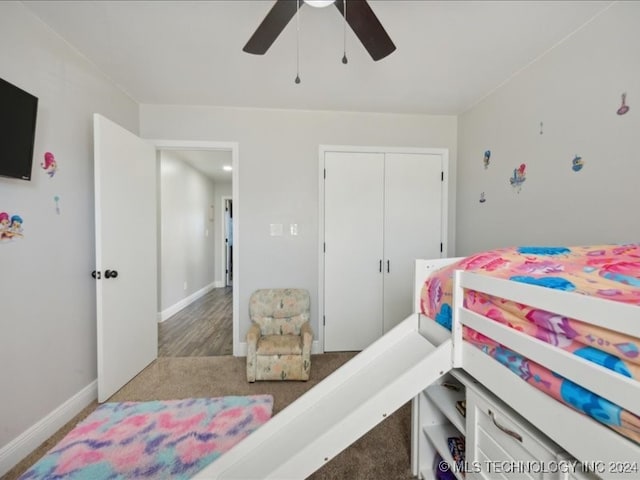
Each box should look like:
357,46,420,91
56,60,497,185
5,354,414,480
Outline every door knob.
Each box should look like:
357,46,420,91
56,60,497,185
105,270,118,279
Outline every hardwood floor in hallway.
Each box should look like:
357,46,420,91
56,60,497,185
158,287,233,357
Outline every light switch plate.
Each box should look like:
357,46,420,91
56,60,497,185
270,223,283,236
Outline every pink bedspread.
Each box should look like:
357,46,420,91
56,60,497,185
419,244,640,443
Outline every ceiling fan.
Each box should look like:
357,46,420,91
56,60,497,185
243,0,396,62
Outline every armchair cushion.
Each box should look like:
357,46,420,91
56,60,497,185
257,335,303,356
249,288,310,335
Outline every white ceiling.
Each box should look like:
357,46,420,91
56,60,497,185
23,0,613,115
165,149,233,183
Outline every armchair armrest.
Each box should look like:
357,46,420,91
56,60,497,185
247,323,261,348
301,321,313,356
246,323,262,383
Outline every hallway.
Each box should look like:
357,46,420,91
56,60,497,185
158,287,232,356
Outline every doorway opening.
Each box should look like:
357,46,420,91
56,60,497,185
150,140,239,358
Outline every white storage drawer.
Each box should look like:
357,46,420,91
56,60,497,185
467,388,567,480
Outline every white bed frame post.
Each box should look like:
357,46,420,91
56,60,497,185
452,269,464,368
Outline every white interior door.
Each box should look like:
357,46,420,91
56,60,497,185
94,114,158,402
383,153,443,332
324,152,384,351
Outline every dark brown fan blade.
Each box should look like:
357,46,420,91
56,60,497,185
334,0,396,61
243,0,300,55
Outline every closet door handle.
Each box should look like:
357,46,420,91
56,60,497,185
488,410,523,442
387,260,390,273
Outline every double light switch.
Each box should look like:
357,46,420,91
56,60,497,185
270,223,298,236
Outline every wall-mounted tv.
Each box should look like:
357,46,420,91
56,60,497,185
0,77,38,181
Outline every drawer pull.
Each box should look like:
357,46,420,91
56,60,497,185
489,409,523,442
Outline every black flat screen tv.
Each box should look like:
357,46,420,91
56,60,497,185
0,77,38,181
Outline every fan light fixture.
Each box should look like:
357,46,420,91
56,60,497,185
304,0,335,7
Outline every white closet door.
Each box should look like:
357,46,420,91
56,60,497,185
383,153,443,333
324,152,384,351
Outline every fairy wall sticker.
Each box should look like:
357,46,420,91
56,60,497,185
0,212,8,238
510,163,527,193
41,152,57,178
483,150,491,169
617,93,629,115
479,192,486,203
572,155,584,172
0,211,24,242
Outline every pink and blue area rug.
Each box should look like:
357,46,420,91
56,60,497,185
19,395,273,480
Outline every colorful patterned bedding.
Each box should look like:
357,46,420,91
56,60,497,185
419,244,640,444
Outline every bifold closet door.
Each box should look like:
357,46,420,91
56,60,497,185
383,153,443,333
324,152,384,351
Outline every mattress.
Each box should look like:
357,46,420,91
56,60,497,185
419,244,640,444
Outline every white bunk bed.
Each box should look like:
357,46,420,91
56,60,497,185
413,257,640,479
198,253,639,479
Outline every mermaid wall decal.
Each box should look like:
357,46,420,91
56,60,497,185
617,93,629,115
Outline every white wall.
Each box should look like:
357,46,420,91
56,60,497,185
158,151,218,313
140,106,457,343
457,2,640,255
0,1,138,453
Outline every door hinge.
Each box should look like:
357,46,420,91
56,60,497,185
440,242,443,253
324,168,326,179
323,315,326,326
323,242,326,253
441,171,444,181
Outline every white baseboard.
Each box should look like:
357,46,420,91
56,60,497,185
213,281,226,288
157,282,217,322
0,380,97,477
235,340,322,357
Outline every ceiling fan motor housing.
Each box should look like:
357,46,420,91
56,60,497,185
304,0,336,7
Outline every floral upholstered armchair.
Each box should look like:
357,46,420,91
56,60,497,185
246,288,313,382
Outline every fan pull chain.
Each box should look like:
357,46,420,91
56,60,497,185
295,0,301,84
342,0,348,64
